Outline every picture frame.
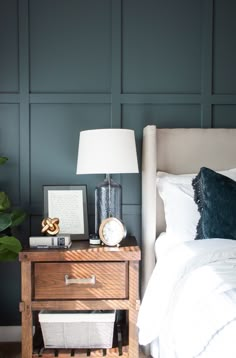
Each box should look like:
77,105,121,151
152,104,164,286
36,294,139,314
43,185,89,241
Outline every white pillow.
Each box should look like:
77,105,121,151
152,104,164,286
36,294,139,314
156,168,236,242
155,232,181,259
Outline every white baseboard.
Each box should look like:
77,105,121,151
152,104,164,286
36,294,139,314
0,326,21,342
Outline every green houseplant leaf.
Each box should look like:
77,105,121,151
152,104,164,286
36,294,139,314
0,212,12,231
0,157,8,165
10,208,27,227
0,236,22,261
0,156,26,261
0,192,11,211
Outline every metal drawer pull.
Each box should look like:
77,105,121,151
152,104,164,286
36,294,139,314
64,274,96,285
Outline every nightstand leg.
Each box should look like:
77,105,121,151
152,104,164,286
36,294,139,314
128,307,139,357
128,261,139,358
21,261,33,358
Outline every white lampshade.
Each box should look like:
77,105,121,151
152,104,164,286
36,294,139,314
76,129,139,174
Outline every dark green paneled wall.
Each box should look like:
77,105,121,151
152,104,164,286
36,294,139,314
0,0,236,325
122,0,201,94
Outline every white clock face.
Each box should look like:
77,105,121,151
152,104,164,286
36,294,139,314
99,218,126,246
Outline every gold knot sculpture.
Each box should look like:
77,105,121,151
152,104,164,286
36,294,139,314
41,217,60,236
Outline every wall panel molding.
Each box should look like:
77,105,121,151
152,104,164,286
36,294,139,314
19,0,30,216
0,94,20,103
29,93,111,104
121,94,202,104
200,0,213,127
111,0,122,128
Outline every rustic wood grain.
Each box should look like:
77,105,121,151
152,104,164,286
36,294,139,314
21,261,33,358
19,237,141,262
34,262,128,299
31,299,131,311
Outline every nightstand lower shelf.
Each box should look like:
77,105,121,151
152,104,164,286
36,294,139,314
32,346,129,357
32,308,129,357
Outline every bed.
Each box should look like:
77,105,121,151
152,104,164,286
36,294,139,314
137,125,236,358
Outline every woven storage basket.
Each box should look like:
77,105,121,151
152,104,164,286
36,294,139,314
39,310,115,349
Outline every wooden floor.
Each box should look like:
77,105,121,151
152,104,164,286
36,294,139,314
0,343,149,358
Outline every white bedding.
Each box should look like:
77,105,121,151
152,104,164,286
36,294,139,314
138,238,236,358
154,232,182,258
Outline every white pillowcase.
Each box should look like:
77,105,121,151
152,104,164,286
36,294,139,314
155,232,182,259
156,168,236,242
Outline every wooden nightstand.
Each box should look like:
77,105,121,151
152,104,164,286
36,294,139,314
19,236,141,358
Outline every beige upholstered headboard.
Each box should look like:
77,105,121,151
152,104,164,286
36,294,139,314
141,125,236,296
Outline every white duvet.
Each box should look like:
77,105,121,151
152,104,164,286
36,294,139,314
137,239,236,358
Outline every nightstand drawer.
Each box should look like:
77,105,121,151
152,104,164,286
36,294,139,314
34,262,128,299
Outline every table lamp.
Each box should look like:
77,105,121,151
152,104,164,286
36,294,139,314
76,128,139,233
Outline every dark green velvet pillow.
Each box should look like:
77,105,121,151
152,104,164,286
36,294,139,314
192,167,236,240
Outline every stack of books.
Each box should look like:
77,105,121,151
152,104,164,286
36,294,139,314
29,235,72,249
